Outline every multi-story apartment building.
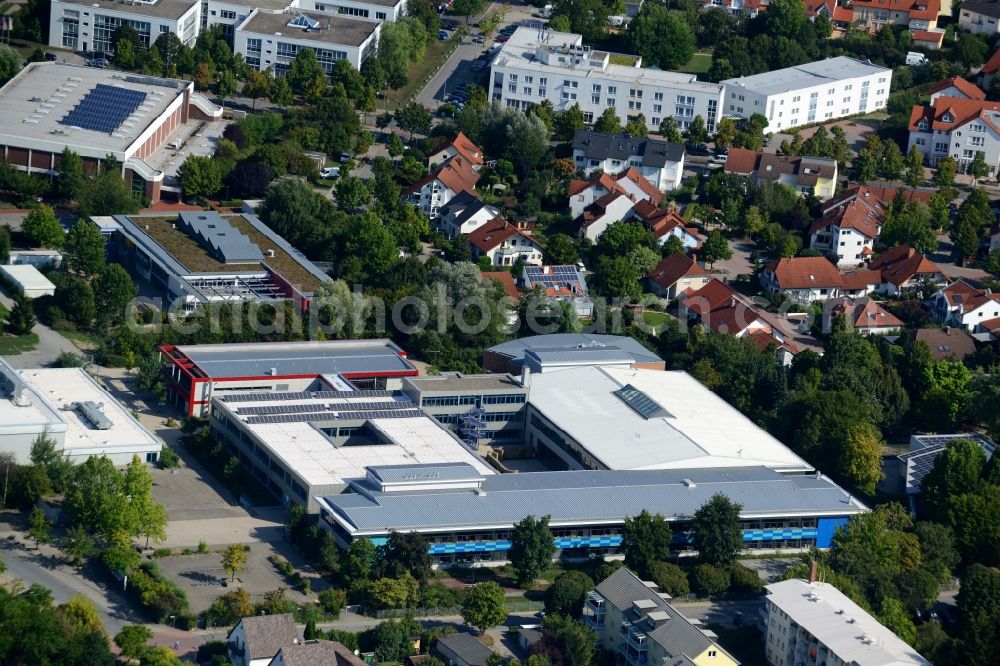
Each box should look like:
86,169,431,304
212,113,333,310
959,0,1000,33
584,568,739,666
294,0,407,22
850,0,940,31
490,28,723,133
721,57,892,132
907,96,1000,174
764,578,931,666
50,0,201,53
234,10,380,72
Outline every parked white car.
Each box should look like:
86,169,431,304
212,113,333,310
321,166,341,179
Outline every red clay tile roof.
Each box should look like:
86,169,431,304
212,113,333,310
811,185,931,239
841,269,883,291
746,329,800,354
684,279,765,335
833,297,904,329
432,131,484,166
939,279,983,308
929,77,985,100
869,245,943,286
468,217,537,253
851,0,939,19
647,253,709,290
724,147,759,175
912,30,945,44
481,271,522,300
983,48,1000,74
638,207,705,245
407,154,480,197
764,257,844,289
979,316,1000,334
615,167,661,201
567,172,619,197
909,96,1000,132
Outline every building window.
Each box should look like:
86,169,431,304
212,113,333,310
607,85,616,95
376,11,386,18
654,92,663,101
607,98,615,106
339,6,370,16
246,37,262,53
220,9,236,19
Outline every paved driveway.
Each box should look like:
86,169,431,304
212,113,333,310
0,289,82,368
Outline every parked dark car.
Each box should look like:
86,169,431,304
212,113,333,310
44,52,58,61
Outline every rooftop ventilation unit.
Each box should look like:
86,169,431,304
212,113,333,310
73,401,112,430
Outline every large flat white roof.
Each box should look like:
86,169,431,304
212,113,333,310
18,368,161,456
721,57,891,97
493,27,723,94
765,579,931,666
0,264,56,291
526,366,812,472
0,63,189,157
218,392,493,488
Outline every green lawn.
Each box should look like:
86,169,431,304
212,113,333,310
637,310,674,334
58,328,103,350
0,332,39,355
393,33,466,106
679,52,713,74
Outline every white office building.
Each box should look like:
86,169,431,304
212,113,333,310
234,10,380,72
721,57,892,132
49,0,201,53
0,359,162,466
294,0,407,22
490,27,723,133
764,578,931,666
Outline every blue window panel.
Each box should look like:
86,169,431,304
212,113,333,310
816,517,849,549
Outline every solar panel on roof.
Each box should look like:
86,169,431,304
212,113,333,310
59,84,147,134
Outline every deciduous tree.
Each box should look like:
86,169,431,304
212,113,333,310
22,205,65,249
545,571,594,618
594,107,622,134
28,507,52,548
115,625,153,661
221,544,248,582
63,219,106,278
622,510,672,576
462,581,507,633
692,493,743,567
510,515,556,588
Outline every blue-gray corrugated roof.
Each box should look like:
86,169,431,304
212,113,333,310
177,211,263,264
176,341,416,379
487,334,662,364
321,466,866,534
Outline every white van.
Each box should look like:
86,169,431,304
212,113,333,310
906,51,929,66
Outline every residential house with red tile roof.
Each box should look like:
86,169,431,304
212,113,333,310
468,218,543,267
633,203,706,250
646,253,710,300
907,96,1000,172
805,0,854,24
979,47,1000,89
574,191,640,241
976,315,1000,339
567,168,660,219
840,269,883,297
809,184,931,266
760,256,844,303
681,279,804,365
911,29,946,48
723,148,838,199
429,131,484,168
959,0,1000,34
825,297,904,334
868,244,946,296
406,154,481,220
929,77,986,103
851,0,940,31
930,279,1000,330
522,265,594,318
481,271,523,302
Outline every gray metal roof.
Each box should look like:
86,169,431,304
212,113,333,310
369,462,485,484
320,466,866,534
596,568,722,660
174,340,416,379
572,131,685,168
403,373,525,392
436,633,494,666
900,433,996,492
527,347,635,365
487,334,662,364
721,57,890,97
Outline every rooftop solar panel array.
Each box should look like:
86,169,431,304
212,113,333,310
243,408,423,424
59,84,147,134
177,212,264,264
221,389,396,403
524,265,584,289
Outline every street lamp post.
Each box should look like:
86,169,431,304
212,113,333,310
170,615,176,629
